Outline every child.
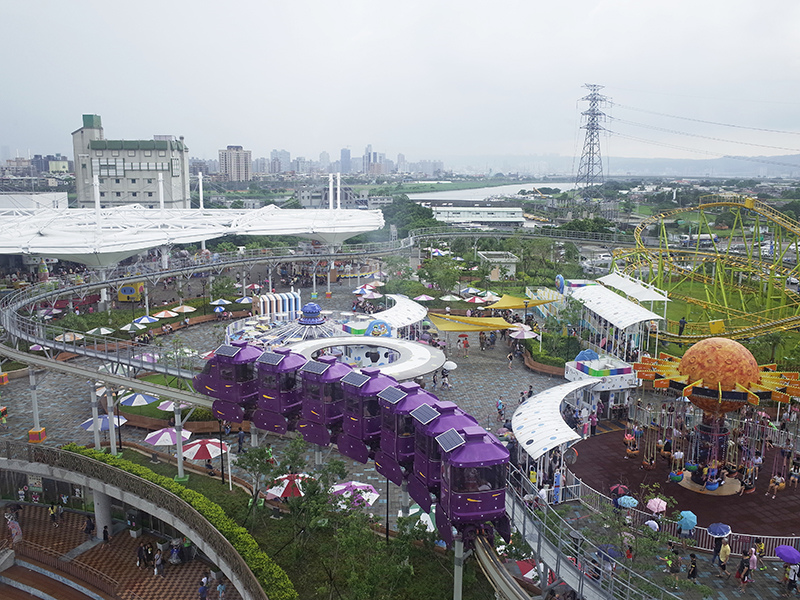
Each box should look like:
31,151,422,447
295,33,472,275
103,525,110,544
687,553,698,584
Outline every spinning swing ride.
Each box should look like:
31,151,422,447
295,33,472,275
631,337,800,495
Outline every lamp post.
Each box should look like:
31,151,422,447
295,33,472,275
201,281,207,315
523,299,529,324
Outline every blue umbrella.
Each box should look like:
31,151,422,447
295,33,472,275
597,544,623,561
210,299,232,306
775,545,800,565
79,415,127,432
707,522,731,538
213,306,225,313
617,495,638,508
235,296,253,304
678,510,697,531
118,392,159,407
133,315,159,324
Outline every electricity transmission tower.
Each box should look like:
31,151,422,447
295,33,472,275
575,83,609,200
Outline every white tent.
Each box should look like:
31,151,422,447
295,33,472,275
598,271,670,303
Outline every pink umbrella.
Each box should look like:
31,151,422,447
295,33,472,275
153,310,178,319
182,438,229,459
414,294,435,302
361,291,383,299
265,473,314,499
157,400,191,412
510,329,538,340
465,296,485,303
245,283,262,290
144,427,191,446
646,497,667,513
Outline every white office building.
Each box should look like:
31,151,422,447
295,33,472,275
219,145,252,182
72,115,191,209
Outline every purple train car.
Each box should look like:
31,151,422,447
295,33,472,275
338,367,397,464
375,382,438,486
296,355,352,446
408,401,478,512
194,341,261,423
436,425,510,546
251,348,307,435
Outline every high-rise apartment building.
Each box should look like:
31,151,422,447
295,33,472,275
218,145,252,182
270,149,291,173
340,148,351,174
72,114,191,209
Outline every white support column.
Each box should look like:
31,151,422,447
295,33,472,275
453,534,465,600
328,173,334,210
158,172,165,218
199,172,206,250
400,480,410,518
93,490,113,543
28,368,40,431
106,388,117,456
90,383,102,451
175,405,186,481
92,175,101,233
144,283,150,316
250,426,258,449
336,173,341,209
315,445,323,468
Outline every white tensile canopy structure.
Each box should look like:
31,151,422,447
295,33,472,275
0,205,384,267
597,271,670,303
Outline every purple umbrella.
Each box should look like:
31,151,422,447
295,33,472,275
330,481,380,507
776,545,800,564
144,427,191,446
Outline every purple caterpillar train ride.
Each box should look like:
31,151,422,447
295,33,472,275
194,339,511,547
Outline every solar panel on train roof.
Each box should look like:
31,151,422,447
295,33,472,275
341,371,371,388
436,428,466,453
300,360,330,375
214,345,242,358
377,387,407,405
256,351,285,366
411,403,440,425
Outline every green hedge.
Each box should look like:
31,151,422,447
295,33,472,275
63,444,297,600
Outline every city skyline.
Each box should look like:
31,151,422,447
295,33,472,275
2,1,800,172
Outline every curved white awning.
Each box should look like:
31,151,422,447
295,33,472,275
512,380,598,461
380,294,428,330
570,284,664,330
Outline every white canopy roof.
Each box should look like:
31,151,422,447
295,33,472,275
379,294,428,330
570,284,664,331
598,271,670,303
0,205,384,267
512,380,598,461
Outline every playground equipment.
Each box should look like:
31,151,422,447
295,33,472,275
615,195,800,342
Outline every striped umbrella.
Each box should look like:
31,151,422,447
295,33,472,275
118,392,160,407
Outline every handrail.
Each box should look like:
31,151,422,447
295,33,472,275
0,441,268,600
507,465,681,600
473,535,531,600
14,539,119,598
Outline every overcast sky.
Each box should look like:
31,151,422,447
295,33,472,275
3,0,800,167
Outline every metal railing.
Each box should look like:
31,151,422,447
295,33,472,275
562,469,798,560
507,465,681,600
0,441,269,600
14,539,118,598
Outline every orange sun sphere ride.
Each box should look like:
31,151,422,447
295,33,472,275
634,338,800,465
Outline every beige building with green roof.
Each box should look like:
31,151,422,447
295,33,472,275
72,114,191,209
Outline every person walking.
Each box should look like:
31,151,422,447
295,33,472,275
82,516,95,541
198,581,209,600
786,562,799,597
431,370,438,390
154,548,164,577
237,427,246,453
102,525,110,545
717,539,731,579
49,505,59,528
589,412,598,436
711,535,723,567
216,580,227,600
137,542,147,569
506,352,514,370
462,337,470,358
441,370,451,390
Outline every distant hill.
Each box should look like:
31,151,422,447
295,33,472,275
445,153,800,179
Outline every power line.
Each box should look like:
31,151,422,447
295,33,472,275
609,116,800,153
611,102,800,136
605,130,800,169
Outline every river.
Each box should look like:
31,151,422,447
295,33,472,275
407,181,577,201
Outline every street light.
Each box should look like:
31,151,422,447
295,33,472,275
523,299,529,324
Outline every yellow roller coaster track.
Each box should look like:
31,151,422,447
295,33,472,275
620,196,800,342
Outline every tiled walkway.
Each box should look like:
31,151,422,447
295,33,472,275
4,505,240,600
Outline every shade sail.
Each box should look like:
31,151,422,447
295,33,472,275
512,379,598,461
598,271,670,303
485,294,555,310
428,313,516,332
570,284,664,331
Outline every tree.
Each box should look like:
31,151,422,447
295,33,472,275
383,254,414,280
417,257,460,293
210,276,237,299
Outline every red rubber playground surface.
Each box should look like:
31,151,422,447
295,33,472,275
569,429,800,538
